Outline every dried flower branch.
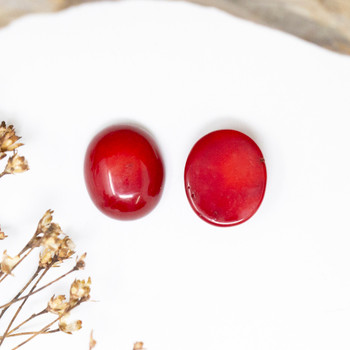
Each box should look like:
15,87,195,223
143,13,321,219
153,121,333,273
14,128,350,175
0,123,92,349
0,121,27,257
0,254,87,309
0,210,91,349
0,122,141,350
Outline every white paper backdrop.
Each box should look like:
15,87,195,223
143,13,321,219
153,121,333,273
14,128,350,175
0,1,350,349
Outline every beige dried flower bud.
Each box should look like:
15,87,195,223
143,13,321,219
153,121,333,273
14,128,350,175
58,313,82,334
48,295,69,315
4,152,29,175
0,227,7,240
57,237,75,260
134,342,145,350
1,250,20,275
49,222,62,234
40,234,75,267
42,223,63,239
1,137,23,152
37,210,54,233
70,277,91,302
41,233,61,251
75,253,87,270
0,122,23,153
39,248,54,268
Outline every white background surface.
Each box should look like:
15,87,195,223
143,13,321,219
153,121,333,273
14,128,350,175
0,1,350,349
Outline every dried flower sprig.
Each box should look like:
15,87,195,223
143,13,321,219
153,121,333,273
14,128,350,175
0,122,141,350
0,210,91,349
0,120,28,254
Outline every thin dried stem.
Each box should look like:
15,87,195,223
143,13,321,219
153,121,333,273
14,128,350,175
0,266,49,346
0,267,76,309
18,238,37,257
0,171,8,179
8,308,48,336
0,329,59,339
0,266,42,320
11,318,58,350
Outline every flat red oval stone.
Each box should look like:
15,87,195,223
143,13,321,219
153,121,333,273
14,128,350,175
184,130,266,226
84,125,164,220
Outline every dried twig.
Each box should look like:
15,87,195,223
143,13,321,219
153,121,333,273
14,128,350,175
8,308,48,336
0,329,59,340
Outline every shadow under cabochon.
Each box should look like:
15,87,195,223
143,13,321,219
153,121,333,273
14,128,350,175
184,129,267,226
84,125,164,220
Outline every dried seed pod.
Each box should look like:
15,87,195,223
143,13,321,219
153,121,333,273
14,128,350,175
4,152,29,175
48,295,69,315
70,278,91,302
58,313,82,334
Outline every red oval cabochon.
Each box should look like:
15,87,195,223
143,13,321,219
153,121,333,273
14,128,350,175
184,130,267,227
84,125,164,220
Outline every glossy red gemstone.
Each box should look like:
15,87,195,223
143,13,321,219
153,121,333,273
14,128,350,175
184,129,267,226
84,125,164,220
